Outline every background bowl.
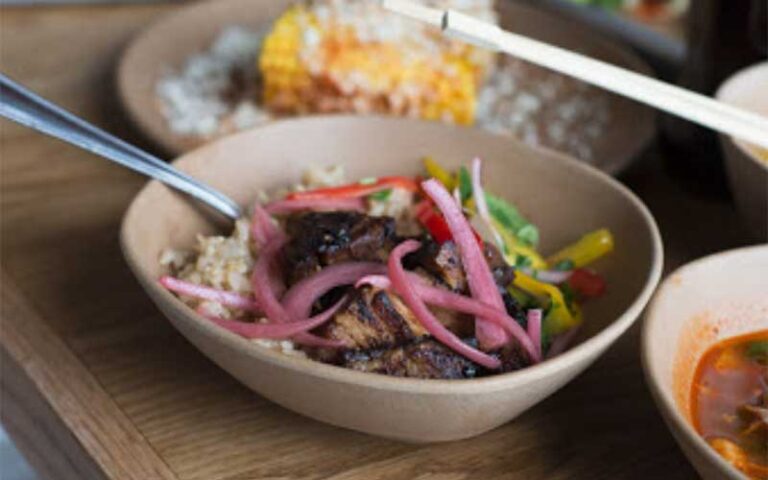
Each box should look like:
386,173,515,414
117,0,656,174
121,116,662,442
715,62,768,241
642,245,768,479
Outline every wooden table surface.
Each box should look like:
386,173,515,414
0,4,755,480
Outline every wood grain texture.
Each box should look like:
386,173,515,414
1,275,175,480
0,3,754,480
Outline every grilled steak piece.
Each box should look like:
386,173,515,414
406,268,474,337
318,286,428,351
410,240,515,292
342,339,480,379
410,240,466,291
341,335,531,379
282,211,397,285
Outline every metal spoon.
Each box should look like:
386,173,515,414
0,74,242,220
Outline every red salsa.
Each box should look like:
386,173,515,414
691,331,768,479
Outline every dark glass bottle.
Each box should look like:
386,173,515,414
661,0,766,196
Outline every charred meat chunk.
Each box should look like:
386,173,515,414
343,339,480,379
409,240,515,291
409,240,466,291
318,286,428,351
341,336,531,379
282,211,397,284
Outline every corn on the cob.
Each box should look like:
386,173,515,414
259,0,497,125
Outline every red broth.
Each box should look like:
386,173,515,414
691,330,768,479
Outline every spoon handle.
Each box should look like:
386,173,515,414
0,74,242,220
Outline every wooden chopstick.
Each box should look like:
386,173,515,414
383,0,768,150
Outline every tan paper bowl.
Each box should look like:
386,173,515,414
642,245,768,479
121,116,662,442
715,62,768,240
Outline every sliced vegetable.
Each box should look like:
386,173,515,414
357,273,540,362
423,156,454,189
457,166,472,203
368,189,392,201
512,271,580,336
356,275,392,290
523,268,572,284
547,228,614,268
200,297,346,340
250,233,339,347
552,259,575,271
265,197,365,214
281,262,387,319
471,157,503,249
160,276,261,312
507,285,535,309
745,340,768,365
416,202,454,244
286,176,418,201
416,200,482,245
567,268,607,299
422,178,510,350
387,240,502,369
485,194,539,247
526,309,543,360
491,218,547,269
560,282,576,309
251,203,280,248
251,234,291,323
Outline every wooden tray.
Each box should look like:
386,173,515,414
0,4,753,480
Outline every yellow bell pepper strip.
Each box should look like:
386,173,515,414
423,156,455,190
546,228,614,269
512,271,580,336
491,218,547,269
570,301,583,325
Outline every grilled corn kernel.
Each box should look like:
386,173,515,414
259,1,497,125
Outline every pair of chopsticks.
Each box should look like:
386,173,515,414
383,0,768,149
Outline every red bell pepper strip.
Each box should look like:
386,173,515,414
415,200,482,245
567,268,606,299
286,176,419,201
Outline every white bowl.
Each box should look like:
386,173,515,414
715,62,768,240
642,245,768,479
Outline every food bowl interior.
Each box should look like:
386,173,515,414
123,116,658,353
642,245,768,478
646,246,768,418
